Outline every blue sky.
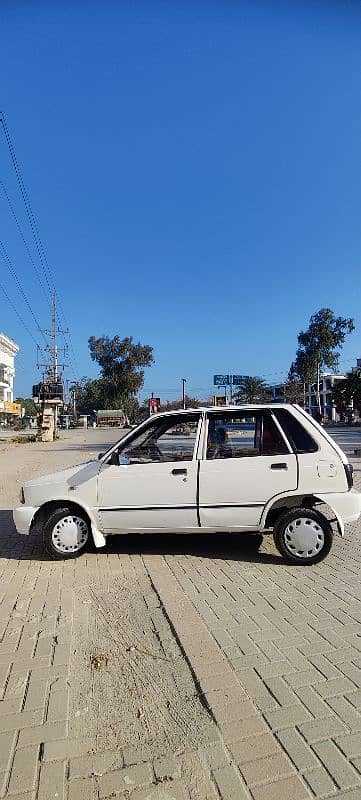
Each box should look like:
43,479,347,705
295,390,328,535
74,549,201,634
0,0,360,402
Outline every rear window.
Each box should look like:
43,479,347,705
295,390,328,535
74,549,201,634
273,409,318,454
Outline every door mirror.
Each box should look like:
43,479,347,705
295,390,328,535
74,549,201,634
98,452,104,460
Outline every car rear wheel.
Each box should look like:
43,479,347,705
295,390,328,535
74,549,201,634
43,506,90,560
273,507,333,565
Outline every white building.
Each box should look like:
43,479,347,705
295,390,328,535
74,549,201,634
306,373,345,421
271,373,346,421
0,332,20,415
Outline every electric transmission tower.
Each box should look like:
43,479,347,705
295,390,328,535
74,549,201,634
37,293,68,387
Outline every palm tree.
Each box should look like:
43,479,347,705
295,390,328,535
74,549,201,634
235,376,271,404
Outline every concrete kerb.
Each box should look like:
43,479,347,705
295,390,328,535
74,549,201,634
143,554,312,800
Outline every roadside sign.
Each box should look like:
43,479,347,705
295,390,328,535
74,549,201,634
213,395,227,406
214,375,230,385
231,375,244,386
149,397,161,414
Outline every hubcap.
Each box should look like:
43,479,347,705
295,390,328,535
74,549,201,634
51,515,89,553
283,516,325,559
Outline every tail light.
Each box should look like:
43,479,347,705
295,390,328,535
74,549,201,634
344,463,354,489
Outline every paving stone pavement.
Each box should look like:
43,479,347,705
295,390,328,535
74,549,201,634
0,521,247,800
1,434,361,799
150,458,361,799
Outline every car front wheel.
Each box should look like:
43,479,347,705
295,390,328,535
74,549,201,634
43,506,90,560
273,507,333,565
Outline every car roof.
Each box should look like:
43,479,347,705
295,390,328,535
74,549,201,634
157,404,296,416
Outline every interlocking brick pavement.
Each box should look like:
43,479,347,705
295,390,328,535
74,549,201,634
1,431,361,799
152,458,361,798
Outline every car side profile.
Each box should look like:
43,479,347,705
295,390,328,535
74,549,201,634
13,404,361,565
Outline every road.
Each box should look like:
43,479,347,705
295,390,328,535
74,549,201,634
324,425,361,457
0,424,361,799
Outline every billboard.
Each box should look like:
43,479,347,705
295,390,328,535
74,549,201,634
214,375,230,386
3,401,21,415
214,374,245,386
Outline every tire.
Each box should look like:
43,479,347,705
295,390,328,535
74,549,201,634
43,506,90,560
273,507,333,565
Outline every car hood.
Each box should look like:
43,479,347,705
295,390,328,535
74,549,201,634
24,460,100,489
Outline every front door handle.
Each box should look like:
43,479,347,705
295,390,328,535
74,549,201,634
171,468,187,476
270,463,288,470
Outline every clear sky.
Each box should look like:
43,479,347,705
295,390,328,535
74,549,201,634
0,0,360,403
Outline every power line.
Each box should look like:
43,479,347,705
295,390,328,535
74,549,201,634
0,113,55,295
0,113,80,380
0,239,47,345
0,180,49,301
0,280,39,347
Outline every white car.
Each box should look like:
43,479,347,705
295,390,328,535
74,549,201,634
13,404,361,565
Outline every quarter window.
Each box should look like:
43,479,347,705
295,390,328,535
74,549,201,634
273,409,318,454
206,412,289,459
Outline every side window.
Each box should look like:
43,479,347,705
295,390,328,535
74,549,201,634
273,409,318,454
118,414,200,464
206,412,289,459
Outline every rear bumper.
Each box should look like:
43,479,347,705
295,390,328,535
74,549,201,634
315,490,361,536
13,506,38,536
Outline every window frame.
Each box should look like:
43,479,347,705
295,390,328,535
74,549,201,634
114,411,204,465
272,408,319,454
203,409,292,460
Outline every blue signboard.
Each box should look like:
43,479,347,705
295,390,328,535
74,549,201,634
214,375,230,386
231,375,244,385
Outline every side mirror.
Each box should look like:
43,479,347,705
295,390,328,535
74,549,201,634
108,451,120,466
98,452,104,460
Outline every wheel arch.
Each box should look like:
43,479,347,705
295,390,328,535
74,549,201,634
31,500,106,547
262,493,343,537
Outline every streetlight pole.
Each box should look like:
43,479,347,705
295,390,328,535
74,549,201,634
181,378,186,410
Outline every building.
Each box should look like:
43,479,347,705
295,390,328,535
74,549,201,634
96,409,127,427
306,374,346,421
0,333,20,422
271,373,346,422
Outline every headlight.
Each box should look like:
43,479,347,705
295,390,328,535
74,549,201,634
19,487,25,504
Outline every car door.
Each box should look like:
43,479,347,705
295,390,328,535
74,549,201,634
97,412,202,533
199,409,298,530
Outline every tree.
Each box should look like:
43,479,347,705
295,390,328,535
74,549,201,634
89,335,153,411
71,336,154,422
332,371,361,420
161,395,202,412
15,397,37,417
88,336,153,398
290,309,354,414
234,376,272,404
282,380,305,405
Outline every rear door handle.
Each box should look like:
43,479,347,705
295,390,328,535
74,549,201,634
270,463,288,470
171,468,187,476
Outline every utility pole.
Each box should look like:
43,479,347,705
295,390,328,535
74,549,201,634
38,293,68,383
181,378,186,410
316,360,321,417
35,292,68,439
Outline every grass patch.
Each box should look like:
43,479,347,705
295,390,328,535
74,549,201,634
10,434,37,444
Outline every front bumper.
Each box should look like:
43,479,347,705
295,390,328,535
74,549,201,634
13,506,38,535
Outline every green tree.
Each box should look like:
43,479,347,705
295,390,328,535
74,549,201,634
71,336,154,422
290,308,354,414
161,395,202,411
15,397,37,417
235,376,271,404
282,380,305,405
332,371,361,420
88,335,154,406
